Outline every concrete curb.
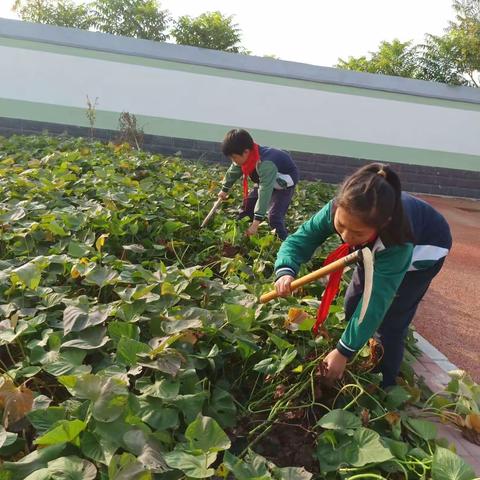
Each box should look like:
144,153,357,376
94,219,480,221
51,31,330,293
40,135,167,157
411,331,480,474
413,331,459,375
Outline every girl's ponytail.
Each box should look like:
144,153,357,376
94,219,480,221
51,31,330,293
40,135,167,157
381,165,414,245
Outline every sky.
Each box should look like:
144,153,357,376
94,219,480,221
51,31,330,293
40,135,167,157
0,0,456,67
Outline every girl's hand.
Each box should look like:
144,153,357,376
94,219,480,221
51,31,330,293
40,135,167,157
218,191,228,200
246,220,261,236
275,275,294,297
323,349,348,381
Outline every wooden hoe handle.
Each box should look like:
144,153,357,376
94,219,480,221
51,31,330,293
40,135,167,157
259,250,361,303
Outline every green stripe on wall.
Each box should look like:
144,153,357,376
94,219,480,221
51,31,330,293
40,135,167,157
2,36,480,113
1,97,479,172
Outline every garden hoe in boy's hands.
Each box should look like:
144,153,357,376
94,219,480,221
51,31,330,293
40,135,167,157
201,198,223,228
260,247,374,324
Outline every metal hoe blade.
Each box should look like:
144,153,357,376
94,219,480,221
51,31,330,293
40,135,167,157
358,247,374,324
201,198,222,228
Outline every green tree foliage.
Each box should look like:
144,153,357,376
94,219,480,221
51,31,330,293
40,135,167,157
337,39,418,78
13,0,91,29
90,0,170,41
14,0,171,41
415,33,471,86
171,11,244,53
13,1,247,53
337,0,480,87
418,0,480,86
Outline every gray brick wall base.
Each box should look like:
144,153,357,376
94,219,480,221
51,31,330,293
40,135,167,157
1,117,479,199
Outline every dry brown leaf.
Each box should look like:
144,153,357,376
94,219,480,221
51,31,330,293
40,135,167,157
465,413,480,433
284,308,309,331
288,308,308,323
0,377,34,428
180,330,201,345
369,338,383,363
361,408,370,427
385,412,401,426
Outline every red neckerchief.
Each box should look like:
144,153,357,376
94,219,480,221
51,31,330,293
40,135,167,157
312,243,351,335
241,144,260,201
312,233,378,335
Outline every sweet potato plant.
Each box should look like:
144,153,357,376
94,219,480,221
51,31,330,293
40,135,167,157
0,135,478,479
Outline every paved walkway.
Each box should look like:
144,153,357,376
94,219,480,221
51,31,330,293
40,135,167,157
412,340,480,474
414,195,480,382
407,194,480,474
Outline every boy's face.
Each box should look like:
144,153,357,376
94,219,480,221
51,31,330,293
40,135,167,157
230,149,250,166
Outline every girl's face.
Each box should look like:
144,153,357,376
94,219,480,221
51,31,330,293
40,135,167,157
334,206,377,246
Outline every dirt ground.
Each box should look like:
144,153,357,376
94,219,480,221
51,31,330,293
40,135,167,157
413,194,480,382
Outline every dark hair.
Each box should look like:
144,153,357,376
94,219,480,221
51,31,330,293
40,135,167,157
221,129,254,156
336,163,413,245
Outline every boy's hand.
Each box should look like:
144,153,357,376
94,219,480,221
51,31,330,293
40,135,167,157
245,220,260,236
218,191,228,200
275,275,294,297
323,349,348,381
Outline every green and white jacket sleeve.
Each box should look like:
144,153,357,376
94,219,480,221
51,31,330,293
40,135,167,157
336,244,413,358
274,200,414,358
274,201,335,278
254,161,278,221
221,164,243,192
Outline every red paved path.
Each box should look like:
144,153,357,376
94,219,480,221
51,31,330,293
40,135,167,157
412,352,480,474
414,195,480,382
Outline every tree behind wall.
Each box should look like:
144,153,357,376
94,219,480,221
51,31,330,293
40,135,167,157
13,1,247,53
336,0,480,87
14,0,171,41
171,11,244,53
13,0,91,29
91,0,170,41
337,40,419,78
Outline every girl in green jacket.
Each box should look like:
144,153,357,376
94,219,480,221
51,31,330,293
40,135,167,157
274,163,451,386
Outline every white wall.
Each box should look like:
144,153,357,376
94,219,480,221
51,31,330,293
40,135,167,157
2,45,480,158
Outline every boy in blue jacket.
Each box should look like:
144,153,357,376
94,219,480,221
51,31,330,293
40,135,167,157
218,129,299,240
